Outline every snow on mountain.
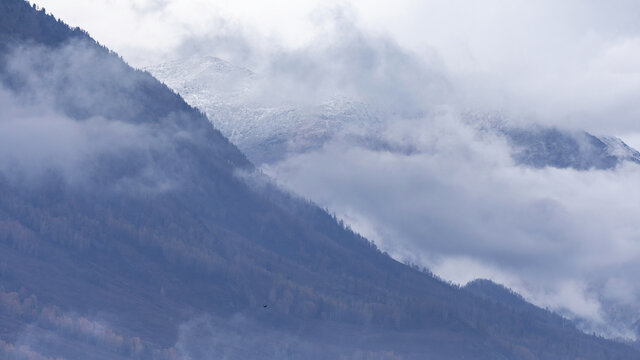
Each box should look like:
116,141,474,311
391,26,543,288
145,56,385,164
467,111,640,170
147,56,640,170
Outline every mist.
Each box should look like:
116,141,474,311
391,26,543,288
146,7,640,339
0,40,206,193
262,115,640,338
27,0,640,340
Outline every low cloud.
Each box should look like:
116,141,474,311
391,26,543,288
263,112,640,338
136,3,640,338
166,314,407,360
0,41,190,192
0,87,147,185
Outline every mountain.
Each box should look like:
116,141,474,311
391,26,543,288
508,129,640,170
1,1,640,359
146,56,640,170
465,279,530,309
468,113,640,170
144,56,385,165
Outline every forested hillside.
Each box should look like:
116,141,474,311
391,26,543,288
0,1,639,359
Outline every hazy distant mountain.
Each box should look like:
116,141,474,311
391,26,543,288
468,113,640,170
509,129,640,169
147,56,640,171
1,1,639,359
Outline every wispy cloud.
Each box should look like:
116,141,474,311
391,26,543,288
0,41,187,192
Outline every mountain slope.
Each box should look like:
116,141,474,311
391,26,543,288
495,123,640,170
0,1,639,359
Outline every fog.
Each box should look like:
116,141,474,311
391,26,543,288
0,86,147,185
27,0,640,339
0,41,194,193
263,116,640,338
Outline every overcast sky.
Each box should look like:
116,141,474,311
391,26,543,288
31,0,640,141
29,0,640,339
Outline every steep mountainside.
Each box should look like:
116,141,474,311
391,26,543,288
1,1,639,359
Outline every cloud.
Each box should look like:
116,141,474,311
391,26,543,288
262,111,640,338
0,41,183,193
30,0,640,133
250,7,448,111
0,88,132,183
166,313,407,360
347,0,640,134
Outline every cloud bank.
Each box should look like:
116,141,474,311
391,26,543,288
263,113,640,338
31,0,640,137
